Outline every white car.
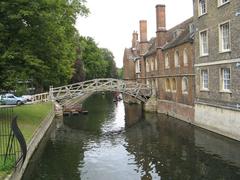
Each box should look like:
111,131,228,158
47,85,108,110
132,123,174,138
0,93,27,105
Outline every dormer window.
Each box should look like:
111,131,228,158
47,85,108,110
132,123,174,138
173,29,184,39
189,23,195,34
173,31,178,39
218,0,229,7
198,0,207,16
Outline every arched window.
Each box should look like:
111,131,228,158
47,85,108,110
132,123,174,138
174,50,179,67
183,49,188,66
165,78,171,91
182,77,188,94
165,53,169,69
171,78,176,92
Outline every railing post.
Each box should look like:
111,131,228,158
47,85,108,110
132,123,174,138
49,85,53,101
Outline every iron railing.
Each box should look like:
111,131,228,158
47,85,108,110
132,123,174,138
0,107,27,169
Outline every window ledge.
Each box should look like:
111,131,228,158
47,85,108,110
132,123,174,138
219,49,231,54
198,12,207,18
200,89,209,92
218,1,230,8
219,90,232,94
199,54,209,58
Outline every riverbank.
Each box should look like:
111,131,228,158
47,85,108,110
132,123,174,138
0,102,53,179
143,97,240,142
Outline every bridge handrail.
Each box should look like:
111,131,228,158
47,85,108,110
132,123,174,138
31,92,49,103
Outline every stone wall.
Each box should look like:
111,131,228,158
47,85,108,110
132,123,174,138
157,100,194,123
194,103,240,141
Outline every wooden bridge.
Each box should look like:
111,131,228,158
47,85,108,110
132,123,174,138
48,78,152,106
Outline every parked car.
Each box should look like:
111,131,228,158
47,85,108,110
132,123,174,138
22,95,33,102
0,93,27,105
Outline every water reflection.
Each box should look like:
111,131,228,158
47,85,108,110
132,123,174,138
23,93,240,180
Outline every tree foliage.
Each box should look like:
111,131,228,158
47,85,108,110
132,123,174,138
71,36,117,82
0,0,89,92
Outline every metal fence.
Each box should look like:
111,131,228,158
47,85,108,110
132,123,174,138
0,107,26,169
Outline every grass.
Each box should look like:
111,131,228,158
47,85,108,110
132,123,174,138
14,102,53,143
0,102,53,179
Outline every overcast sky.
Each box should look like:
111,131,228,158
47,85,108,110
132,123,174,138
76,0,193,68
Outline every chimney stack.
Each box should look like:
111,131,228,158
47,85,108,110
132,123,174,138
132,31,138,48
156,5,166,32
139,20,147,42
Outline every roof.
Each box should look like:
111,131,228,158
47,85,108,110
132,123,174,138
144,37,157,57
163,17,194,50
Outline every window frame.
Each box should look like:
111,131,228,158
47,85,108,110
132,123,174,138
220,67,231,92
150,58,154,72
165,53,170,69
135,60,141,73
198,0,207,17
155,57,158,71
199,29,209,57
146,60,149,72
219,20,231,53
171,78,177,93
183,48,188,66
200,69,209,91
174,50,180,67
165,78,171,92
182,77,188,94
218,0,230,7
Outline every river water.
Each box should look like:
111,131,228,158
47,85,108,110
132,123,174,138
23,93,240,180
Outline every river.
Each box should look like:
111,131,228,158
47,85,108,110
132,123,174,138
23,93,240,180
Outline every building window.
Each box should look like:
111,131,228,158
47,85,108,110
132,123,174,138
189,23,195,34
174,50,179,67
150,59,154,72
165,53,169,69
199,30,208,56
146,60,149,72
198,0,207,16
155,57,158,71
218,0,229,6
155,78,158,90
219,21,230,52
147,79,150,86
165,78,171,92
220,68,231,91
182,77,188,94
201,69,209,90
171,78,177,92
135,60,140,73
183,49,188,66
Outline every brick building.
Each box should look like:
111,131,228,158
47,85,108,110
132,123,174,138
123,1,240,140
124,4,195,122
193,0,240,140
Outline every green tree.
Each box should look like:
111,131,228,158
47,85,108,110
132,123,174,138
79,36,107,79
0,0,89,92
100,48,117,78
